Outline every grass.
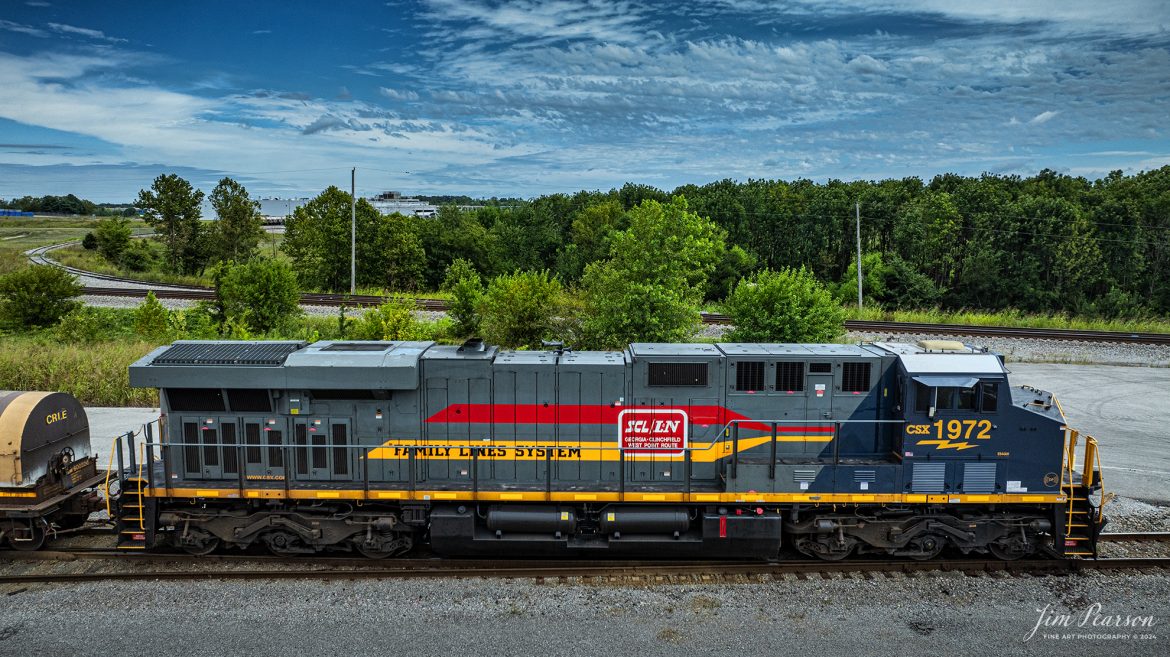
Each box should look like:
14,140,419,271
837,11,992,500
0,335,160,407
53,244,210,287
847,306,1170,334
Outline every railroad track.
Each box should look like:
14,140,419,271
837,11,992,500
30,241,1170,342
26,241,201,291
3,531,1168,585
1,554,1167,585
844,320,1170,345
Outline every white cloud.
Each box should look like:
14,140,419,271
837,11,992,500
1028,110,1059,125
0,19,47,37
380,87,420,101
48,22,127,43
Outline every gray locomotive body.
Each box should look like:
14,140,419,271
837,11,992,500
122,339,1105,560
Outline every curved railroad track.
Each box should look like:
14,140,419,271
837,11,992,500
26,241,204,291
28,240,1170,341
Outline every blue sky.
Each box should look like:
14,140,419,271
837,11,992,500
1,0,1168,202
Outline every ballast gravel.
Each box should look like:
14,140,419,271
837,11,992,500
0,568,1165,657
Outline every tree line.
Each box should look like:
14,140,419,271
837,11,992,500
282,167,1170,319
0,194,135,216
32,165,1170,350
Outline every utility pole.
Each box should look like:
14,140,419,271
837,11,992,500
855,201,863,310
351,167,356,296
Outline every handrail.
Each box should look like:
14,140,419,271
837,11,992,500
103,437,118,517
145,418,904,456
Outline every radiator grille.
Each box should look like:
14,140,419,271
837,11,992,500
154,341,304,366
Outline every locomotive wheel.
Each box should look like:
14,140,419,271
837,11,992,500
989,541,1032,561
907,534,945,561
263,530,308,556
795,537,854,561
180,529,221,556
7,524,46,551
354,534,413,559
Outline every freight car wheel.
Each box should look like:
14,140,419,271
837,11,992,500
6,525,46,551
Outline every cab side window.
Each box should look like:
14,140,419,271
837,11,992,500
914,381,931,413
979,382,998,413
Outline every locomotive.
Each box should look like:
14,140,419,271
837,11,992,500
114,338,1106,560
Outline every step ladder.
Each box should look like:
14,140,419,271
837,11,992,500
115,476,148,550
106,425,158,550
1058,429,1105,558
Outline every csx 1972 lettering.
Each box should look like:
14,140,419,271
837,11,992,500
906,420,992,439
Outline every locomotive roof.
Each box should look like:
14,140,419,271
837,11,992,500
868,342,1007,377
130,339,437,390
715,343,874,357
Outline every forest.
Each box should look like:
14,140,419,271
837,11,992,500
390,166,1170,318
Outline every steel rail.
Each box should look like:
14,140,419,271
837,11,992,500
2,557,1166,585
1099,532,1170,542
843,320,1170,345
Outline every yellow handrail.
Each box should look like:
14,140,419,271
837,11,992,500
103,438,117,517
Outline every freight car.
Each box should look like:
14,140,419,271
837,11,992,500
117,339,1106,560
0,391,104,550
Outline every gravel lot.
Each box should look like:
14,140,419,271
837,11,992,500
0,569,1165,657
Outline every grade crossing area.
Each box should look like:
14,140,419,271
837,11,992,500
82,362,1170,504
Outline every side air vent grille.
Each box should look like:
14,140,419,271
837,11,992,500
911,463,946,493
963,462,997,493
793,469,818,483
853,470,876,483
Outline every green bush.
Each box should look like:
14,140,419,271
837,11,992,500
81,233,98,250
215,260,302,333
724,267,845,343
0,266,83,328
133,291,172,340
441,258,483,337
349,300,425,341
478,270,562,349
93,216,133,262
119,239,158,272
55,307,111,343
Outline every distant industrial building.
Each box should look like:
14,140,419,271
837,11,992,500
252,192,437,224
367,191,438,218
257,197,310,224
